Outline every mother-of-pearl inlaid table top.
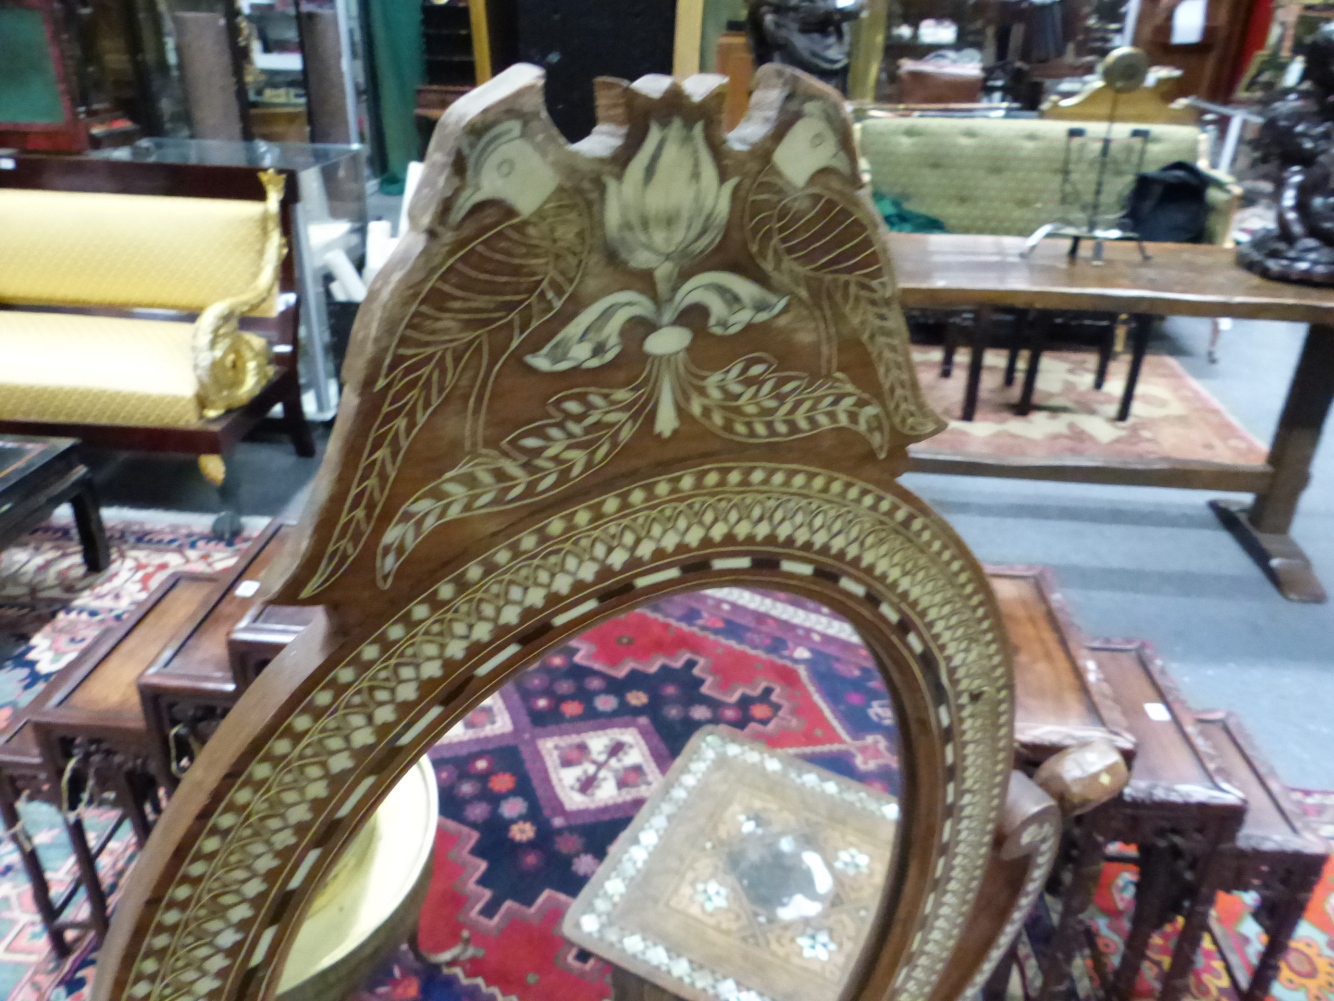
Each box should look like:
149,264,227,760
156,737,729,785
564,726,900,1001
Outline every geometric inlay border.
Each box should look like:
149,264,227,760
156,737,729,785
121,464,1011,1001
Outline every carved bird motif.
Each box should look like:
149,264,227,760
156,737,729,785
302,120,590,598
745,102,943,441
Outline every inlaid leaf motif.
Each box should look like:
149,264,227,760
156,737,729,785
524,290,657,372
377,380,651,584
666,271,790,334
685,354,889,456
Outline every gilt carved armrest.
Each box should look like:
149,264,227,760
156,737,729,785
192,169,286,418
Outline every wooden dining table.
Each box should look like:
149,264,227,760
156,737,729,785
889,233,1334,603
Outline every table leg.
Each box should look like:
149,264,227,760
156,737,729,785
1017,311,1051,416
0,778,69,958
982,943,1017,1001
66,815,110,938
1158,866,1227,1001
1005,309,1029,388
1243,891,1312,1001
1112,840,1176,1001
1115,314,1153,422
612,965,687,1000
963,305,994,421
106,766,156,847
1094,322,1115,391
1210,322,1334,603
69,475,110,573
1037,813,1105,1001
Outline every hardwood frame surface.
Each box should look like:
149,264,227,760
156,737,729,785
986,565,1134,768
87,64,1067,1001
0,157,314,463
0,434,107,572
891,233,1334,603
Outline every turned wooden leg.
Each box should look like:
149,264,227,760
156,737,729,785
68,474,110,574
963,305,994,422
1004,309,1030,388
1017,311,1051,416
1115,314,1154,422
1210,322,1334,602
204,455,243,543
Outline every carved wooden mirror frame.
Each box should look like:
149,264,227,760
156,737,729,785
91,64,1048,1001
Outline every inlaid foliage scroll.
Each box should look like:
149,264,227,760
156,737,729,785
275,65,942,614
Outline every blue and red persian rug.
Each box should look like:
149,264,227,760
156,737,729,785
0,511,258,1001
1,514,1332,1001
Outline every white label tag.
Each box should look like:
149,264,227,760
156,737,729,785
1144,702,1171,722
235,580,261,599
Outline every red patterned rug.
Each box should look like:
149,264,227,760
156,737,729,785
908,346,1268,468
354,586,898,1001
0,510,258,1001
2,529,1329,1001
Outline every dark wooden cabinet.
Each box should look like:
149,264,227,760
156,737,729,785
1134,0,1257,101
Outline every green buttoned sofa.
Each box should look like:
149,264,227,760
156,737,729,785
855,115,1239,414
856,116,1236,244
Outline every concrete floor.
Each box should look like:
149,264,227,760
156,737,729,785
904,315,1334,790
88,314,1334,789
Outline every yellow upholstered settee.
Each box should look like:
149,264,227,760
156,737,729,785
0,159,313,522
856,116,1236,244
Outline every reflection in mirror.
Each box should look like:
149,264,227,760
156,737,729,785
332,585,902,1001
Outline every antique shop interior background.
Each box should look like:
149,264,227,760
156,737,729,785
4,0,1334,998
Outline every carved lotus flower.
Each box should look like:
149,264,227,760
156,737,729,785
605,118,738,272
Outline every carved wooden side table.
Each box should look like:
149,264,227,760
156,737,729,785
0,564,226,954
565,726,900,1001
27,572,223,846
228,601,321,688
1193,711,1327,1001
138,522,297,782
0,686,117,955
1040,640,1245,1001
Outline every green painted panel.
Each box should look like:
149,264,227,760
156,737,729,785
0,8,67,125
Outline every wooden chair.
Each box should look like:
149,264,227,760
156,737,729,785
88,64,1127,1001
